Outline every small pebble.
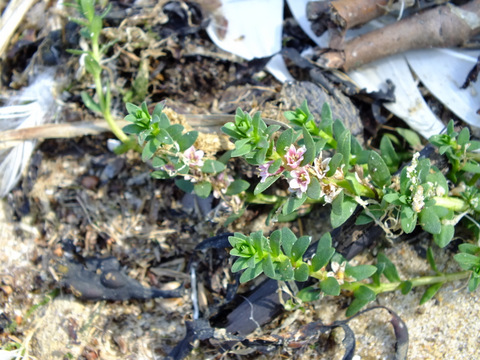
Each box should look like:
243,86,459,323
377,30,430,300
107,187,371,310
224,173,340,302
81,175,99,189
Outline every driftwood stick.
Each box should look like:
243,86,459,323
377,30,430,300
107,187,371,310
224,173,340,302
307,0,389,31
0,115,288,150
317,0,480,70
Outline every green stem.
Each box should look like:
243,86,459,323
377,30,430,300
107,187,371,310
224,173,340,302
91,29,129,144
244,192,280,204
433,196,469,212
341,270,470,295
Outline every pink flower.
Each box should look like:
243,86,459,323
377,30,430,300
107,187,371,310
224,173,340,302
183,146,204,167
284,145,306,170
288,167,310,197
258,161,283,183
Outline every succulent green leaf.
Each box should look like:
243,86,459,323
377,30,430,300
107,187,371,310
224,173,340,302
151,157,166,168
231,257,250,273
337,129,351,168
457,127,470,146
380,135,400,171
89,16,103,41
194,181,212,198
426,247,439,273
122,123,145,135
268,159,283,174
307,177,322,200
80,0,95,21
377,253,400,282
346,286,376,316
320,277,340,296
262,255,276,279
454,253,480,270
280,228,297,258
240,262,264,283
321,102,333,126
84,54,101,76
297,286,321,302
269,230,282,258
326,153,343,177
371,262,385,286
332,119,346,141
254,173,282,195
201,160,226,174
400,281,413,295
278,258,294,281
301,126,316,166
225,179,250,195
419,208,441,234
283,193,307,215
462,161,480,174
175,179,194,193
294,263,310,282
400,206,417,234
276,128,295,156
330,193,357,228
345,265,377,282
420,282,444,305
311,248,335,272
81,91,102,113
291,236,311,262
152,102,165,118
151,170,170,179
458,243,480,255
368,150,391,188
468,274,480,292
396,127,422,148
231,142,253,157
142,138,160,161
157,128,174,145
177,131,198,152
165,124,184,141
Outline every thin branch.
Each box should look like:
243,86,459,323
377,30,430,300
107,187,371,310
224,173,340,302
316,0,480,70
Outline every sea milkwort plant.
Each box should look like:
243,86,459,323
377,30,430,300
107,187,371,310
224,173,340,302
125,100,480,315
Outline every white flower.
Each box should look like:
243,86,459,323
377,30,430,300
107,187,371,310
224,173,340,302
327,261,356,285
321,182,342,204
313,153,331,180
412,185,425,213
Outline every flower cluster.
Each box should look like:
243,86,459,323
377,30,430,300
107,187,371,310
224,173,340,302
258,144,342,202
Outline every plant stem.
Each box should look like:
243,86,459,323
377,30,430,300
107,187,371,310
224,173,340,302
91,30,129,143
341,270,470,295
433,196,469,212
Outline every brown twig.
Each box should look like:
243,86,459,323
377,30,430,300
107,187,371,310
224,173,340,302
307,0,389,32
0,114,289,150
316,0,480,71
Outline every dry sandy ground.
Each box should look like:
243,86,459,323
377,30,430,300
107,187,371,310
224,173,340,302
2,196,480,359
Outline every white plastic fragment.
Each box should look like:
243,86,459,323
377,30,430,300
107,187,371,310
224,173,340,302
405,48,480,132
348,55,446,139
206,0,293,82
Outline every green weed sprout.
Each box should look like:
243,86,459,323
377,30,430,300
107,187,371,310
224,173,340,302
69,0,131,146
